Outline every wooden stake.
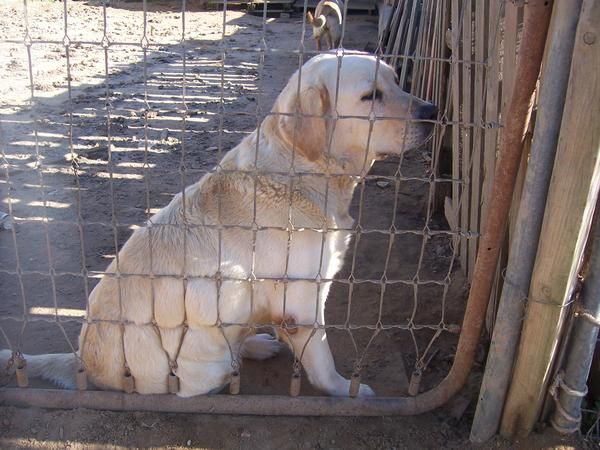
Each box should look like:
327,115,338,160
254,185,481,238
229,371,240,395
15,357,28,388
449,0,462,238
460,0,473,277
468,0,487,275
290,372,301,397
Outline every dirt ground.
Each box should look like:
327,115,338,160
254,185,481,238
0,0,593,448
0,405,594,450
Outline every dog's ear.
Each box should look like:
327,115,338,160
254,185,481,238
278,86,330,162
307,11,314,24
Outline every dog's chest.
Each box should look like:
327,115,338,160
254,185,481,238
251,218,351,279
286,217,352,280
323,228,351,279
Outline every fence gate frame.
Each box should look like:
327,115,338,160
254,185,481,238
0,0,570,424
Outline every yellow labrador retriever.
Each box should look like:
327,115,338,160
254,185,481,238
1,53,437,397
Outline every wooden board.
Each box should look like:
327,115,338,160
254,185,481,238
398,0,419,88
501,3,519,115
389,0,411,71
460,0,472,276
467,0,486,278
481,0,500,233
449,0,462,246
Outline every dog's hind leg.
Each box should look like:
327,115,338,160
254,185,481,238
0,349,78,389
325,31,333,50
240,333,283,361
333,32,341,49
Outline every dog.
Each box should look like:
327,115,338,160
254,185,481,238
0,53,437,398
307,0,344,51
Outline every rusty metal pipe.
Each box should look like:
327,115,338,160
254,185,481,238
0,388,425,416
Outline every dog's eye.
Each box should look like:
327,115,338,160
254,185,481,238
361,89,383,102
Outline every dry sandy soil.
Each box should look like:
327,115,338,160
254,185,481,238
0,404,594,450
0,0,592,448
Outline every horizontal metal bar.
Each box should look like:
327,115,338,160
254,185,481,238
0,388,424,416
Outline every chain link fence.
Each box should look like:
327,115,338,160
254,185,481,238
0,0,508,414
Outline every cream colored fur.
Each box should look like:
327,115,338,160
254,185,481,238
1,53,434,397
307,0,344,51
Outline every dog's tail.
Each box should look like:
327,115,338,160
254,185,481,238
307,11,327,30
0,349,78,389
312,15,327,31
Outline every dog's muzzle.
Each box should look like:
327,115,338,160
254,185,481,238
415,103,438,121
414,102,438,142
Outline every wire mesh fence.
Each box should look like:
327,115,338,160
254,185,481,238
0,0,514,412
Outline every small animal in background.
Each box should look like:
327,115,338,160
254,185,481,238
307,0,344,51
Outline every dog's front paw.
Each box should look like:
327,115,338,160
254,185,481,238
240,333,283,361
357,383,376,397
327,378,376,397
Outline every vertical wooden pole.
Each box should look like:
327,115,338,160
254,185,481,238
425,1,440,101
500,0,600,438
481,0,500,238
468,0,487,274
399,0,419,88
388,0,407,69
412,0,431,97
502,3,519,115
460,0,473,276
449,0,462,236
481,0,502,332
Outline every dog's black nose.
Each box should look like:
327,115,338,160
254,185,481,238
415,103,438,120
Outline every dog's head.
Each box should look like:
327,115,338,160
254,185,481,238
268,52,437,174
